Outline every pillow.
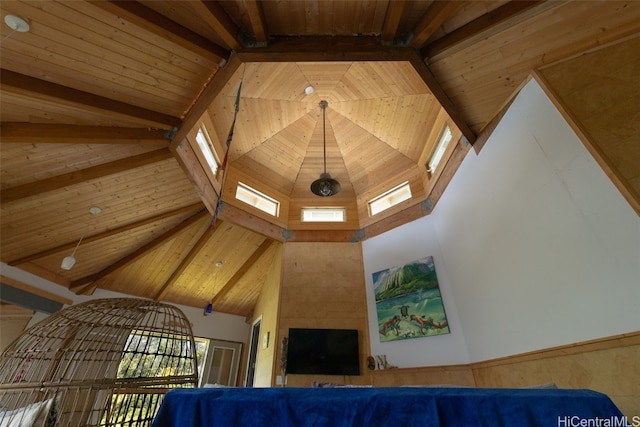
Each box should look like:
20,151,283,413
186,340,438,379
521,383,558,389
0,399,54,427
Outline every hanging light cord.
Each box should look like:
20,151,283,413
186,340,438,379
70,232,86,257
211,65,245,229
321,100,328,174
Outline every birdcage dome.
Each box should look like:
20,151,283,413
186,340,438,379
0,298,198,426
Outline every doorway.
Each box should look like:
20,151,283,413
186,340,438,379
200,339,243,387
245,317,261,387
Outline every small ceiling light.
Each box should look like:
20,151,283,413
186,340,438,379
215,260,223,268
305,86,314,95
60,254,77,271
310,101,341,197
61,207,101,270
4,15,30,33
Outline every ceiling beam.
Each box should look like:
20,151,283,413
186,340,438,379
422,1,558,60
235,35,408,62
244,0,268,44
232,36,475,144
69,209,210,291
0,70,181,129
1,148,173,204
7,203,203,266
381,0,407,43
153,222,218,302
217,202,285,242
410,1,463,49
191,0,242,51
211,238,275,306
89,0,228,62
1,275,73,306
170,54,243,149
362,138,471,239
0,123,170,144
407,50,476,144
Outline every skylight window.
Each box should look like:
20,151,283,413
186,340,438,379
235,182,279,217
427,124,453,174
301,207,346,223
195,126,220,177
368,181,412,216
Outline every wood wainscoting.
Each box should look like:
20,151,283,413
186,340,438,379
369,332,639,416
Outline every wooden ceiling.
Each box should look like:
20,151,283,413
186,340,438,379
1,1,638,318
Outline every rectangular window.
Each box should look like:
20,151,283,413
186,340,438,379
427,124,453,174
301,207,346,222
235,182,279,217
368,181,412,216
195,126,220,177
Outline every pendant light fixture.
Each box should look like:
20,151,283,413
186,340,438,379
60,236,83,270
61,207,101,270
310,100,341,197
204,260,223,316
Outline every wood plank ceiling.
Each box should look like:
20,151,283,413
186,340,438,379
1,1,638,317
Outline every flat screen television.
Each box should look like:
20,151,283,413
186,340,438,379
286,328,360,376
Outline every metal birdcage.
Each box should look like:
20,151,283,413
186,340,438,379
0,298,198,426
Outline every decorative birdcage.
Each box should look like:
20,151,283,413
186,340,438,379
0,298,198,426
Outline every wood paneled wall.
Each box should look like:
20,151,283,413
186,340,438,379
473,332,640,417
277,242,371,386
245,244,283,387
368,332,639,416
536,36,640,215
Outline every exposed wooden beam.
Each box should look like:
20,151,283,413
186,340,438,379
244,0,268,44
410,1,462,48
362,138,471,239
217,202,285,242
212,238,274,306
422,1,558,60
0,123,170,145
153,222,218,301
69,209,210,290
73,283,99,296
171,138,220,215
285,229,361,243
0,148,173,204
191,0,242,51
235,35,410,62
233,36,474,145
0,70,181,129
89,0,228,62
7,203,203,266
381,0,406,43
472,90,519,154
0,275,73,306
406,50,476,144
171,54,243,148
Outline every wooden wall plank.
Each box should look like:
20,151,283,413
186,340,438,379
537,37,640,216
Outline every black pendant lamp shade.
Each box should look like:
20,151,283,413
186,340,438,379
311,100,341,197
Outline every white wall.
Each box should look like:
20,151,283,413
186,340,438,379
363,78,640,367
363,214,470,367
0,262,249,344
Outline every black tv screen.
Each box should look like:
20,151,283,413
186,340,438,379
286,328,360,376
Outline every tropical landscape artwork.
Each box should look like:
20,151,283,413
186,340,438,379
373,256,450,342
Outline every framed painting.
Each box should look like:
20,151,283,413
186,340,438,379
373,256,450,342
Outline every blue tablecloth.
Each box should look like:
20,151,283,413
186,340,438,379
152,386,624,427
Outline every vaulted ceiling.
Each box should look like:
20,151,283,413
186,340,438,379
1,1,638,318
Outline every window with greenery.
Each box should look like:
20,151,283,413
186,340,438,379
100,332,209,426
